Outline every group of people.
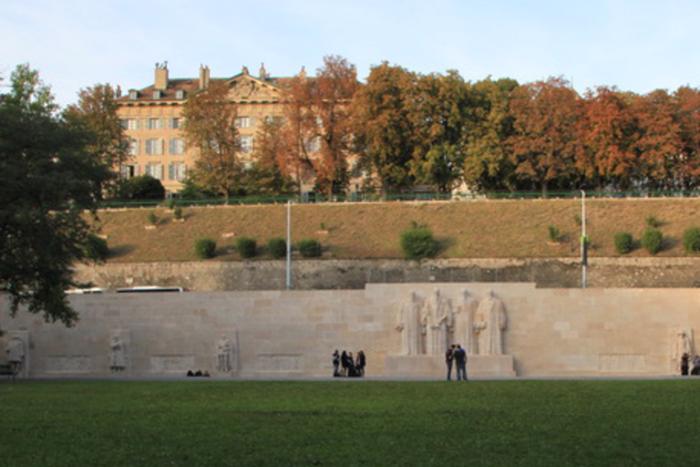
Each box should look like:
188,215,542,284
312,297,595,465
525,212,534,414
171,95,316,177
445,344,468,381
332,350,366,377
680,353,700,376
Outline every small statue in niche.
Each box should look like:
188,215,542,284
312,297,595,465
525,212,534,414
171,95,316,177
110,335,126,372
473,290,508,355
217,336,233,373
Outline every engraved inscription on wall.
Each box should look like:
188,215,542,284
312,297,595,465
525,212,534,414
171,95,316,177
598,354,646,373
46,356,93,373
256,353,302,372
150,355,195,373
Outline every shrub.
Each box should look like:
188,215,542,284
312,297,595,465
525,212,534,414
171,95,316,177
167,199,176,210
298,239,322,258
147,212,158,225
236,237,257,259
641,228,663,255
683,227,700,253
573,214,582,227
173,206,183,220
646,215,662,228
547,225,561,242
84,234,109,262
194,238,217,259
267,238,287,259
115,175,165,200
614,232,634,254
400,226,439,259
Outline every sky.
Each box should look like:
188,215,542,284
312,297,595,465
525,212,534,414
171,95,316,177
2,0,700,106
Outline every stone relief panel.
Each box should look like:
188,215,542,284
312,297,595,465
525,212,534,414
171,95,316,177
256,354,302,372
150,355,196,373
473,291,507,355
46,356,92,374
4,330,29,378
671,327,695,373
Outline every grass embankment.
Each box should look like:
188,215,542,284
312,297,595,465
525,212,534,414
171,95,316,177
1,380,698,466
95,198,700,262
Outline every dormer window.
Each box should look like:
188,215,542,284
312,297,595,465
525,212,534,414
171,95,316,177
129,90,139,100
175,89,185,99
153,90,162,99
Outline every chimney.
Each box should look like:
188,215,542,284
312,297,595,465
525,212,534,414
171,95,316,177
198,65,210,90
299,66,307,79
154,61,169,91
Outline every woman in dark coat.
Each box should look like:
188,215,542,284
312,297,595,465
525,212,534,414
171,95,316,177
332,350,340,377
356,350,366,377
340,351,349,376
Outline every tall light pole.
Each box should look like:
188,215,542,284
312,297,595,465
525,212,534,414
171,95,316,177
286,200,292,290
581,190,587,289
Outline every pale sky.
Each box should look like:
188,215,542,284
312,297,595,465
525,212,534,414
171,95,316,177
2,0,700,106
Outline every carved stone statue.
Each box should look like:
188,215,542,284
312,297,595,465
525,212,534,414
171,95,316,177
396,292,423,355
423,289,453,355
473,290,507,355
672,328,694,366
454,290,477,354
6,336,25,374
217,337,233,372
110,335,126,372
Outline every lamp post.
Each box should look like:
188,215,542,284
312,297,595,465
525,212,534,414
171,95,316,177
286,200,292,290
581,190,587,289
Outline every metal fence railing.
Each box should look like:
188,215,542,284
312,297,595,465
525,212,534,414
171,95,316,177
97,190,700,209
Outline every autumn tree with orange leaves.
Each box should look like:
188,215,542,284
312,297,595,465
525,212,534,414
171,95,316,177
508,78,584,196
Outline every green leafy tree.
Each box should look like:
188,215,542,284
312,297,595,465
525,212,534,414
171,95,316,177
246,117,295,195
351,62,417,193
0,64,110,325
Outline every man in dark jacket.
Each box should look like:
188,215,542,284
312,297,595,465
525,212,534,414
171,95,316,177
454,344,467,381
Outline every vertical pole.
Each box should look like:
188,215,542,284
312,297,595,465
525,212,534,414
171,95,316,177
581,190,587,289
286,200,292,290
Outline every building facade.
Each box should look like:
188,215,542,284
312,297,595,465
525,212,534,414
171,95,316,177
116,63,293,194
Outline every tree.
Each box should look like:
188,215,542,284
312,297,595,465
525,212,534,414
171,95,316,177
351,62,417,193
579,87,636,190
246,117,295,194
462,77,519,191
673,86,700,190
408,71,472,193
0,64,110,325
115,175,165,200
64,83,128,191
312,55,359,196
181,81,242,201
628,90,681,190
508,78,584,196
277,69,317,194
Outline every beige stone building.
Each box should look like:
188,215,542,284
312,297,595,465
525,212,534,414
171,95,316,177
116,62,299,194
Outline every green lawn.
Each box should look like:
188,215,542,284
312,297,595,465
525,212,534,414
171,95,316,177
0,380,697,466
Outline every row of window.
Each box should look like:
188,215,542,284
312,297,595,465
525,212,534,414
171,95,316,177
129,138,185,156
120,116,284,131
128,136,255,155
121,163,187,181
121,117,181,131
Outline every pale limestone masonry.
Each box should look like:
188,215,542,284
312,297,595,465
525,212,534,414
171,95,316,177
74,257,700,291
1,282,699,379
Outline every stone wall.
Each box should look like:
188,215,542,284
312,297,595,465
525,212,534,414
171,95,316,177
1,282,699,379
74,257,700,291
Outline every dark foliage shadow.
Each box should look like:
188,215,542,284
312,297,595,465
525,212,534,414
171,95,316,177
109,244,135,258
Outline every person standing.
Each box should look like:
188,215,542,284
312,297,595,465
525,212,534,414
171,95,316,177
454,344,467,381
445,345,455,381
356,350,366,377
340,351,349,376
332,350,340,377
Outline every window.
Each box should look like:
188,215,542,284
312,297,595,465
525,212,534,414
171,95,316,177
264,115,284,125
145,164,163,180
120,165,136,179
235,116,251,128
240,135,254,153
169,138,184,155
168,117,181,129
175,90,185,99
168,162,187,181
128,138,139,156
146,118,163,130
128,90,139,100
305,137,321,153
145,139,163,155
153,90,162,99
122,118,139,130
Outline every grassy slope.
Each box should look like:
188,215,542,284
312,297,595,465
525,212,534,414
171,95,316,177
1,380,699,466
95,198,700,262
